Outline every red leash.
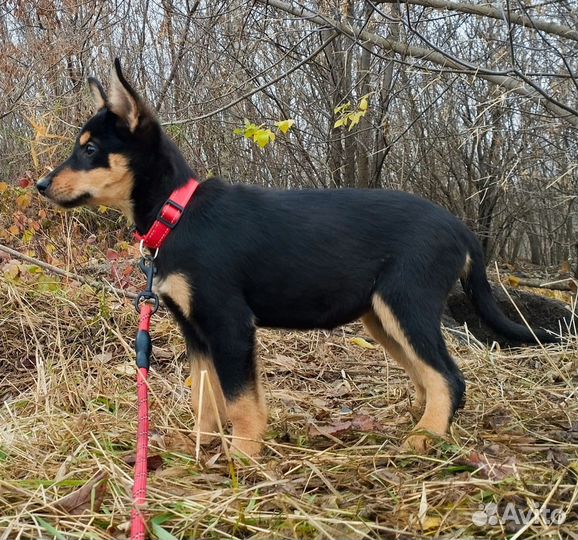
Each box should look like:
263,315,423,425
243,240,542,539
129,179,198,539
131,258,157,540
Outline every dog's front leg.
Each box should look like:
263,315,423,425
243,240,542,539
199,303,267,457
189,351,228,444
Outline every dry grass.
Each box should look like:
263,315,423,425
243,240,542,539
0,275,577,540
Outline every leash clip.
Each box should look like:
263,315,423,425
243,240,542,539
134,255,159,314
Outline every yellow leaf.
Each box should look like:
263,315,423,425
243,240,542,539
334,117,348,129
276,119,295,134
506,275,520,287
16,193,31,209
359,97,368,111
22,229,34,245
244,123,259,139
334,102,351,115
421,515,441,531
348,110,366,131
98,205,108,213
0,182,8,193
253,129,274,148
184,376,192,388
8,225,20,236
350,337,376,349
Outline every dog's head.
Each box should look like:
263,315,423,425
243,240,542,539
36,59,158,219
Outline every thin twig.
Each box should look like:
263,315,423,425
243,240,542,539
0,243,139,300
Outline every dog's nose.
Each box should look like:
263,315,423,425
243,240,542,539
36,176,52,194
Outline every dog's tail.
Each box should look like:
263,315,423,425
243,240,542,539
460,245,559,345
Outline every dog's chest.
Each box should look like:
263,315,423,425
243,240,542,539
154,273,193,318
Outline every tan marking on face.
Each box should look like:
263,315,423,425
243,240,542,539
48,153,134,220
190,354,228,444
79,131,91,146
227,384,267,457
362,311,425,411
371,295,453,451
155,273,192,318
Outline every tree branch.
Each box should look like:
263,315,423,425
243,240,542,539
255,0,578,128
164,31,338,125
374,0,578,42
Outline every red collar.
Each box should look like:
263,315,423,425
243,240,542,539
135,179,200,250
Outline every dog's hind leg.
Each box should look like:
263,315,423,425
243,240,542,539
371,293,465,452
361,311,426,412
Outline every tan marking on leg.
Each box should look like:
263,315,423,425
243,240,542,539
462,252,472,277
190,354,227,444
362,311,425,411
227,383,267,457
372,295,453,452
79,131,91,146
155,273,192,318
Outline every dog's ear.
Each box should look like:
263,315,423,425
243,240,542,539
87,77,107,112
108,58,149,132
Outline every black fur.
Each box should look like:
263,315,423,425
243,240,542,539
38,61,558,452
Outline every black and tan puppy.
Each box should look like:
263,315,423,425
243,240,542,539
37,60,557,455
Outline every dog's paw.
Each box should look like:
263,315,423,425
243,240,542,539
401,433,432,454
230,437,262,458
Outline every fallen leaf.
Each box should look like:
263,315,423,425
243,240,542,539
94,352,113,363
421,515,442,531
351,414,384,431
350,337,376,349
122,453,164,472
506,275,520,287
309,414,383,438
154,466,190,479
482,408,514,431
152,346,173,361
54,470,108,515
114,363,136,376
267,354,298,371
15,193,31,209
461,451,517,481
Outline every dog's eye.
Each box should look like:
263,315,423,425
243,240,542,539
85,142,98,156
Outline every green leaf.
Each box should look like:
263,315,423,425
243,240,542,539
151,521,179,540
33,516,67,540
275,119,295,134
232,128,244,136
